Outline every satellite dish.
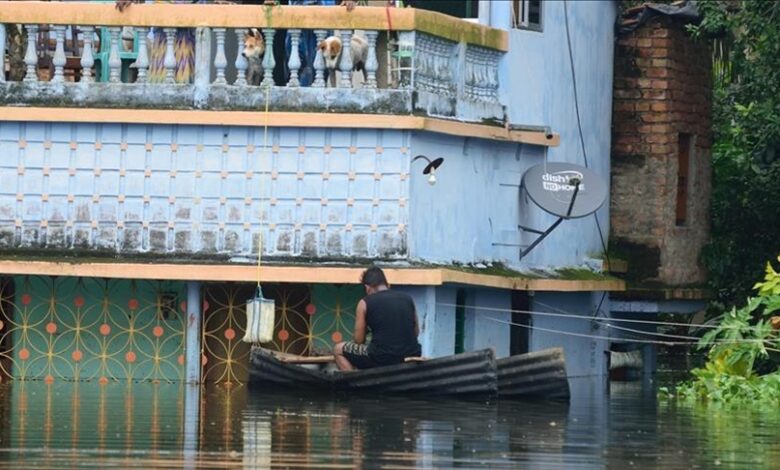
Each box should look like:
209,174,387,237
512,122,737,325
521,162,607,219
514,162,607,260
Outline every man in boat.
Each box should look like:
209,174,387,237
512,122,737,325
333,267,421,370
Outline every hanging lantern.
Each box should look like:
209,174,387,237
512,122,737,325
243,286,276,344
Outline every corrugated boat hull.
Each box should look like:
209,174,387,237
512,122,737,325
248,348,497,397
248,348,330,388
497,347,570,399
334,349,497,396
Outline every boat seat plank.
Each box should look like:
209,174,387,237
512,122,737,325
404,356,427,363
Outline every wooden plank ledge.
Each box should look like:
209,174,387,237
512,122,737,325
0,3,507,51
0,108,559,147
0,260,625,291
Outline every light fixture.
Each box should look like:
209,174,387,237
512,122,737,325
412,155,444,186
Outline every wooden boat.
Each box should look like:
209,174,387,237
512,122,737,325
249,346,569,400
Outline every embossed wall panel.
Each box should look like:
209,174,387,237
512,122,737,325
0,123,410,259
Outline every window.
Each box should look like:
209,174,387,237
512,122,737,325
408,1,479,19
676,133,693,226
513,0,543,31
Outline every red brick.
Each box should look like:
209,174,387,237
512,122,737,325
652,38,672,48
651,80,670,89
649,47,669,58
651,124,672,134
646,67,670,78
641,113,669,123
638,78,652,88
650,144,672,154
651,28,671,38
651,102,670,112
635,102,650,112
637,38,653,48
645,133,670,144
642,90,668,100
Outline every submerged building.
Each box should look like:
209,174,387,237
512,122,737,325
0,0,623,389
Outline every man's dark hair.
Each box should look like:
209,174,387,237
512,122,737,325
361,266,388,288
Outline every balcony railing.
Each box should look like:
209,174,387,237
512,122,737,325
0,2,507,123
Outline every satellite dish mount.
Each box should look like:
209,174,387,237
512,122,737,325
518,163,607,261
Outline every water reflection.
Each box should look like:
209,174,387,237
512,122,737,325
0,380,778,468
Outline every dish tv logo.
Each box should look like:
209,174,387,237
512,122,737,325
542,171,584,192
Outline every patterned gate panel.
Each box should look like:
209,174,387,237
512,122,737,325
309,285,364,353
0,276,186,382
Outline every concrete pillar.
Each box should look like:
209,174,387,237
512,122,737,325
185,281,202,383
182,383,200,470
193,27,212,108
478,0,492,27
489,0,512,31
395,285,456,358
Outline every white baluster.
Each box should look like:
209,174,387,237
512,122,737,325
51,26,66,83
213,28,227,85
312,29,327,88
260,28,275,88
108,27,122,83
338,30,353,89
234,29,247,86
133,27,149,83
286,29,301,87
363,30,378,89
80,26,95,83
23,24,39,83
163,27,177,84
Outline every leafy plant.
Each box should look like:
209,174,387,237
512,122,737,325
665,256,780,404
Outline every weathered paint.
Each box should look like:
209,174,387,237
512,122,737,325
407,131,546,269
0,122,410,259
530,291,610,378
185,281,201,383
463,287,511,358
493,0,616,268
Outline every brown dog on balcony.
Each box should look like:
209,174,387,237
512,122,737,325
318,34,368,87
242,28,266,86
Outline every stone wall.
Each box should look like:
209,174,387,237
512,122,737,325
611,16,712,285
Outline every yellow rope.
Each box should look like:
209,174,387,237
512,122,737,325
256,82,271,291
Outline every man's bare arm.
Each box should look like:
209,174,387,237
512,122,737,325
353,299,367,344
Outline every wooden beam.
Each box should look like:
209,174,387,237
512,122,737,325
0,3,507,51
0,260,623,291
0,107,560,147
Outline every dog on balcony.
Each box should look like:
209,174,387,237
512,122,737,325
318,34,368,87
242,28,266,86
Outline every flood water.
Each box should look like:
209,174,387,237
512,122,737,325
0,378,778,469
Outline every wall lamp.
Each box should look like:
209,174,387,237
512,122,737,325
412,155,444,185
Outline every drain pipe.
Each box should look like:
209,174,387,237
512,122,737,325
185,281,202,383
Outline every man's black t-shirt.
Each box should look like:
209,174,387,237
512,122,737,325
364,289,422,364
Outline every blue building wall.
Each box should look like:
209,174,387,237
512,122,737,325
407,132,546,267
530,291,610,377
493,0,617,268
463,287,511,358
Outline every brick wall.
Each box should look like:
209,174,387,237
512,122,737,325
611,16,712,285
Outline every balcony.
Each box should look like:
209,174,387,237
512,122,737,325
0,2,507,124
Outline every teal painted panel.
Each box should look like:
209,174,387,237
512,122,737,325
309,284,364,354
6,276,186,382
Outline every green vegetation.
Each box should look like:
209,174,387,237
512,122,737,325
661,256,780,404
688,1,780,306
